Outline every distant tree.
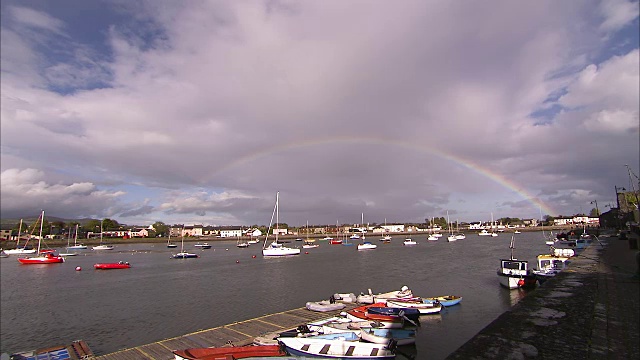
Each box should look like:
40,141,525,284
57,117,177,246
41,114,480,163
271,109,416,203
589,208,600,217
543,215,554,225
152,221,169,237
85,219,102,233
102,218,120,230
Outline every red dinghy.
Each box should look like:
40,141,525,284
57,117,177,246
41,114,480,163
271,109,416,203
172,344,287,360
94,261,131,270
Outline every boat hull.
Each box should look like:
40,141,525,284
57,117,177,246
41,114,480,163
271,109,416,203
18,255,65,264
306,301,346,312
172,253,199,259
173,344,286,360
4,248,37,255
497,273,537,289
385,299,442,314
425,295,462,307
94,262,131,269
278,337,395,359
360,327,416,346
262,247,301,256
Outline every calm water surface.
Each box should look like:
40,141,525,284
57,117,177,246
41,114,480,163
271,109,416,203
1,232,550,359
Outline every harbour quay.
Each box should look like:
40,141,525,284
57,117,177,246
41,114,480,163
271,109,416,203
94,304,359,360
447,232,640,359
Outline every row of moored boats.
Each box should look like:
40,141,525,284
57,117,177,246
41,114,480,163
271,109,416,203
172,286,461,359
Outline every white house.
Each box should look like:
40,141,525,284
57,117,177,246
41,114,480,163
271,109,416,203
220,229,242,238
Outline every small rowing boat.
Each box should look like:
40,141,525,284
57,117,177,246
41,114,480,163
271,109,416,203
424,295,462,307
173,344,286,360
94,261,131,269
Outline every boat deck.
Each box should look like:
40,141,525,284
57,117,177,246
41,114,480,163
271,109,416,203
95,303,359,360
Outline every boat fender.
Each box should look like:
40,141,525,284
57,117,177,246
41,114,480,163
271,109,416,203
517,279,525,287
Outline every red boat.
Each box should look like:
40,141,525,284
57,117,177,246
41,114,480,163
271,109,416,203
16,211,65,265
329,239,343,245
18,252,65,264
172,344,287,360
345,302,405,327
94,261,131,269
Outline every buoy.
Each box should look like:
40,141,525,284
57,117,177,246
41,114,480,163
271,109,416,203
75,266,82,271
305,251,309,254
252,255,256,258
226,248,229,251
236,260,240,263
517,279,525,287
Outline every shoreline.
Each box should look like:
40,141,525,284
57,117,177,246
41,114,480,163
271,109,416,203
3,225,586,249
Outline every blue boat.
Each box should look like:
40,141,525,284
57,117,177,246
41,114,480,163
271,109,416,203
366,306,421,321
425,295,462,307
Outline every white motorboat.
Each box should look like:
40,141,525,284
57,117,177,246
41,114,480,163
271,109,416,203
357,242,377,250
403,238,417,246
497,235,537,289
92,244,114,250
532,253,571,284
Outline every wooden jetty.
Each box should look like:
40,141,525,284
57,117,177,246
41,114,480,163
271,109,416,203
95,303,358,360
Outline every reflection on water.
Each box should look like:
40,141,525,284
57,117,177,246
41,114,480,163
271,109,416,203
1,232,551,359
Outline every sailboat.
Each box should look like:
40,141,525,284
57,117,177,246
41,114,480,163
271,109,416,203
454,220,466,240
303,221,319,249
489,213,498,237
237,227,249,248
167,228,178,248
60,225,82,256
330,220,343,244
4,219,37,255
66,224,87,250
172,225,199,258
262,192,301,256
446,211,457,242
92,220,114,250
17,211,65,264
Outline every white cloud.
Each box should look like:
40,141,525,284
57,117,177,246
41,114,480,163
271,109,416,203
598,0,640,32
0,168,125,219
9,6,66,34
559,49,639,133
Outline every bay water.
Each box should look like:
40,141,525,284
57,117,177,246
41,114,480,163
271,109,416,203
1,232,550,359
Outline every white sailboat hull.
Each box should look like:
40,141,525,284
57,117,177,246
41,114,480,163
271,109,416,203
4,248,37,255
262,247,301,256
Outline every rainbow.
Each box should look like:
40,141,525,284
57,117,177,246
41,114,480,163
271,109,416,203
213,135,556,216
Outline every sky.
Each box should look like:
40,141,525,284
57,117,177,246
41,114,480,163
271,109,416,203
1,0,639,227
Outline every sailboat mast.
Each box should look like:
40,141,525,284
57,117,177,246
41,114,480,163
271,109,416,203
37,210,44,253
74,224,78,245
275,192,279,244
181,225,185,252
17,219,23,246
